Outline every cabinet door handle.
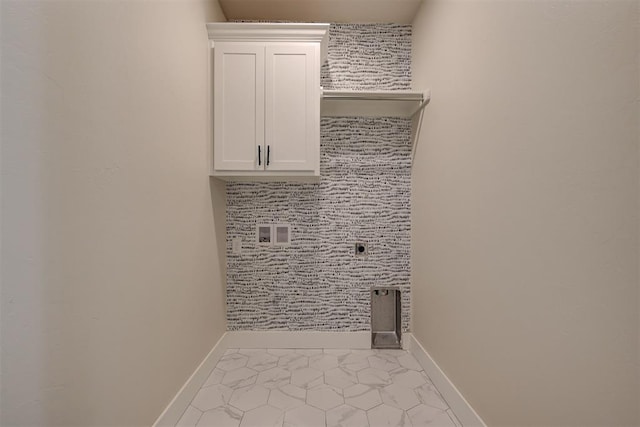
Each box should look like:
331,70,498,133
267,145,270,166
258,146,262,166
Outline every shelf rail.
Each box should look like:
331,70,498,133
320,88,431,165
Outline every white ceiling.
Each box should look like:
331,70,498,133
218,0,424,24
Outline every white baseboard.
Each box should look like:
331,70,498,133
405,333,487,427
223,330,371,349
152,333,229,427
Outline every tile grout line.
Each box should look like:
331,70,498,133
193,408,203,427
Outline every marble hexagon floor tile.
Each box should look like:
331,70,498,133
217,353,248,372
246,352,279,372
380,383,421,411
175,348,462,427
325,366,358,389
326,404,369,427
197,406,242,427
290,367,324,389
255,367,292,389
228,385,270,412
368,403,412,427
307,385,344,411
240,405,284,427
191,384,233,412
408,404,457,427
344,384,383,411
221,367,258,389
268,384,306,410
283,404,325,427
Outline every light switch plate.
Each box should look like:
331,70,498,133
232,238,242,254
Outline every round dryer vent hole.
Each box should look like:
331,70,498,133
355,242,368,256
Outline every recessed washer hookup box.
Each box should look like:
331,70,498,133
371,287,402,349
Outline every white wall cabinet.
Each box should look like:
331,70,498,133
207,23,329,180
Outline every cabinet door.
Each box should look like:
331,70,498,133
265,44,319,172
214,43,265,171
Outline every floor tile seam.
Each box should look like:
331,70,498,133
361,400,384,413
178,405,203,427
397,398,422,412
185,390,211,423
412,379,449,408
198,381,224,391
192,406,204,427
420,398,452,412
445,408,462,427
236,404,247,426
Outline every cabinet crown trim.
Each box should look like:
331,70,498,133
207,22,330,44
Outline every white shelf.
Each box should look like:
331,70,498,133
320,89,430,118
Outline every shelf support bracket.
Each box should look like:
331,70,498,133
410,90,430,165
410,90,431,119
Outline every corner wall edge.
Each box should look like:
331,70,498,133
405,333,487,427
152,332,231,427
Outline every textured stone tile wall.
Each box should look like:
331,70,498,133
321,24,411,91
226,24,412,331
